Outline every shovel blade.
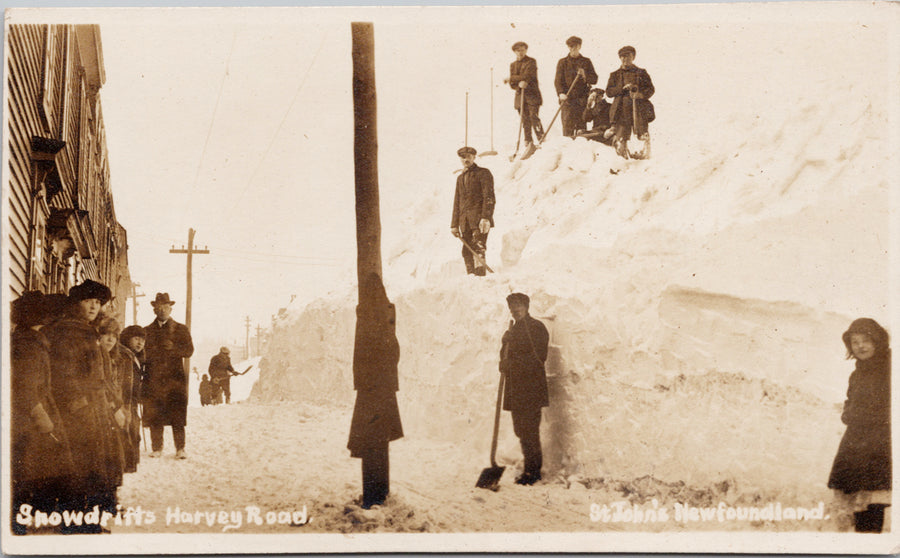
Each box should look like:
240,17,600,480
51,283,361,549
475,465,505,491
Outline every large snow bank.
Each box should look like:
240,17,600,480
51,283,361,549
254,15,892,499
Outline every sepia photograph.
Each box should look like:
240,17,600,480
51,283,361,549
2,2,898,555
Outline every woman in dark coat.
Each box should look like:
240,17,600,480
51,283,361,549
828,318,891,532
10,291,74,534
119,325,147,472
43,280,120,529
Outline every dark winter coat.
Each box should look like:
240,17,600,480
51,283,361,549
583,94,612,132
828,349,891,493
208,353,236,380
348,273,403,457
606,65,655,125
554,55,598,100
10,327,74,486
451,164,495,233
43,317,121,494
510,55,543,110
114,344,140,473
100,348,126,486
142,318,194,427
500,314,550,412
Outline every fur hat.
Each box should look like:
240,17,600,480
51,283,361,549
151,292,176,306
506,292,530,307
457,146,477,157
842,318,890,358
11,291,49,327
120,325,147,347
566,36,582,47
69,280,112,304
512,41,528,51
618,45,636,57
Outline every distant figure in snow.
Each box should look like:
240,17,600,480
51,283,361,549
450,146,495,276
508,41,544,149
578,87,614,145
199,374,213,406
499,293,550,485
209,346,237,404
554,36,598,138
605,45,655,158
828,318,891,532
142,292,194,459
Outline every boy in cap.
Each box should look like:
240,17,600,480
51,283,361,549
554,36,598,137
605,45,655,158
508,41,545,149
499,292,550,485
450,146,495,276
579,87,614,145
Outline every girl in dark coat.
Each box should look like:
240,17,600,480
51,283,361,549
43,280,120,530
828,318,891,532
98,317,128,484
10,291,74,534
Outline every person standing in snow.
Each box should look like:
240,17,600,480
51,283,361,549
554,36,598,138
499,293,550,485
605,45,655,158
828,318,891,532
120,325,147,472
142,292,194,459
508,41,544,149
450,146,495,276
208,346,238,404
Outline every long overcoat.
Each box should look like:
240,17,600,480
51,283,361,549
142,318,194,427
113,344,139,472
43,318,121,495
509,55,543,110
554,55,598,100
606,65,655,125
451,164,495,234
11,327,74,488
828,350,891,493
501,314,550,412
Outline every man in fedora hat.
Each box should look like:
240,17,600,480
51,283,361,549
208,346,238,404
450,146,495,276
142,293,194,459
554,36,598,137
499,292,549,485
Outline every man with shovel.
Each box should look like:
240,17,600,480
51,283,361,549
508,41,544,154
554,36,598,138
450,146,495,277
606,45,655,158
500,292,550,485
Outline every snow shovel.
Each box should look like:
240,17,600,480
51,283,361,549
480,68,498,157
628,89,651,160
538,73,582,147
233,365,254,376
460,237,494,273
476,371,506,490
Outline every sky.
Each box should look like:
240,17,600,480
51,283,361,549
6,3,893,349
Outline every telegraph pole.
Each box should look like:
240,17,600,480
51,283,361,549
256,324,263,356
170,228,209,373
244,316,251,359
129,281,145,325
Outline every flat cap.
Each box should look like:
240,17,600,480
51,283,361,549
457,146,477,157
511,41,528,51
566,36,582,47
506,292,530,306
618,45,636,57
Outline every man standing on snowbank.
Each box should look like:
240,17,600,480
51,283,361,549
509,41,544,149
143,293,194,459
499,293,550,485
606,45,655,157
450,146,495,276
554,36,598,137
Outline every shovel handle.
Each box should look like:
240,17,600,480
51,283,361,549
490,371,505,467
539,73,582,146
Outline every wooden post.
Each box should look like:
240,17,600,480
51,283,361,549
170,228,209,373
256,324,263,356
349,21,402,509
130,281,144,325
244,316,251,359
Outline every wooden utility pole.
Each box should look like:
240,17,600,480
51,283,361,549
244,316,251,359
256,324,263,356
129,281,145,325
170,228,209,373
348,21,402,510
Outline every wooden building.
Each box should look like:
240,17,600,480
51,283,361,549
6,24,130,323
